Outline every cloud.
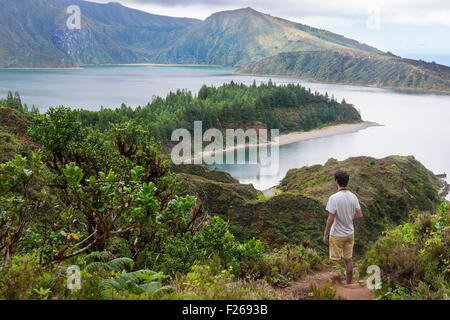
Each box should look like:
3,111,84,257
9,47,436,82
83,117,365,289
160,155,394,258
89,0,450,27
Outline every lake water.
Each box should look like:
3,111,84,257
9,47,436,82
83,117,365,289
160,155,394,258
1,65,449,200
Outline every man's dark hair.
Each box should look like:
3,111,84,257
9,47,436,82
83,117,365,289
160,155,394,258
334,170,350,187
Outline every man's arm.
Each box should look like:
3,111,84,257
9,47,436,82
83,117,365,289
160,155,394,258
354,209,363,219
323,213,335,245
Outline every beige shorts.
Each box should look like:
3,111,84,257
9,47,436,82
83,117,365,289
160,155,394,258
329,234,354,261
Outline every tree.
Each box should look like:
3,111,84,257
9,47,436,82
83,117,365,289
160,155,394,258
25,107,205,264
198,84,209,100
5,91,14,107
14,92,23,112
0,153,46,266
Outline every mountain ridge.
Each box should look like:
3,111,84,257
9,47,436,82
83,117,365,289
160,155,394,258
153,7,385,66
236,50,450,93
1,1,448,92
0,0,199,68
0,2,386,68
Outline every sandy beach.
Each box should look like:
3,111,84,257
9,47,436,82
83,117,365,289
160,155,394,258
189,121,381,162
277,121,380,146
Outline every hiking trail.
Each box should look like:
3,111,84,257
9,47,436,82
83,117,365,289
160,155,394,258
279,267,375,300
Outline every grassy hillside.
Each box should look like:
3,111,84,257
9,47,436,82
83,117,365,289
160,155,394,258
237,50,450,93
0,3,386,68
0,103,447,300
0,0,74,68
155,7,384,67
0,105,34,162
360,202,449,299
2,3,447,93
175,156,444,256
281,156,443,241
0,0,198,68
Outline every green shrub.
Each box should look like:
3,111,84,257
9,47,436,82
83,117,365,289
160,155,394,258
253,245,328,286
0,254,66,300
360,201,449,299
165,264,280,300
158,216,267,277
73,251,170,300
309,283,339,300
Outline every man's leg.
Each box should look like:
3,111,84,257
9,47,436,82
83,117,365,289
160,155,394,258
342,258,353,284
342,234,354,285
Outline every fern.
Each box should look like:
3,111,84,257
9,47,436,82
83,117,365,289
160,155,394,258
85,251,109,263
83,251,133,274
85,257,133,274
82,251,169,299
99,270,169,299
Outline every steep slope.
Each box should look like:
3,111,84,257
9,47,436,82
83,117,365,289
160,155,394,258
155,7,384,67
237,50,450,93
175,156,443,256
0,0,73,67
0,0,199,67
360,202,449,299
0,105,34,162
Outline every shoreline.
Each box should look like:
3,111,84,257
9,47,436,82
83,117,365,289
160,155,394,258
190,121,381,162
234,70,450,95
0,67,83,70
278,121,380,146
0,63,226,71
100,63,225,68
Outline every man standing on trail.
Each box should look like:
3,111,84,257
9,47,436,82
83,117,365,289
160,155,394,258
323,170,363,286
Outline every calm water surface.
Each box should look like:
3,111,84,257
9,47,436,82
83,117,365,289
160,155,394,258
1,65,449,199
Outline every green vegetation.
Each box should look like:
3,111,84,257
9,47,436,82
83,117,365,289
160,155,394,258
237,50,450,93
165,244,330,300
0,0,198,68
0,82,447,299
360,201,449,299
0,104,324,300
2,3,447,92
77,81,361,143
0,91,38,162
154,7,383,67
176,155,443,257
0,3,382,68
280,156,443,253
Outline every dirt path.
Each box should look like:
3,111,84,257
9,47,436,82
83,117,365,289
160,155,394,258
279,268,375,300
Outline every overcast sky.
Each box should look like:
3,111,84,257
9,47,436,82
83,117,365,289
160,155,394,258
89,0,450,64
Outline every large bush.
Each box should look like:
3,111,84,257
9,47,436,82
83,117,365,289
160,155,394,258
360,202,449,299
0,106,268,299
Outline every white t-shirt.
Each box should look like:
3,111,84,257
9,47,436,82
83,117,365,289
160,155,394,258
326,190,361,237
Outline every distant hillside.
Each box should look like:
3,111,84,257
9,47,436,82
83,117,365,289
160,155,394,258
1,2,448,92
175,156,444,256
0,3,385,68
237,50,450,93
0,0,199,68
154,7,384,66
